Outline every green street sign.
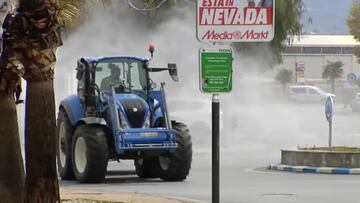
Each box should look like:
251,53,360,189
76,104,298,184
199,47,233,93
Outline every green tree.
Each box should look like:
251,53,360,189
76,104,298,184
232,0,303,66
347,0,360,63
275,68,293,95
322,61,344,93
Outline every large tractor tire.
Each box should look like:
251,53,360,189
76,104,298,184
134,157,161,178
57,108,75,180
159,121,192,181
71,125,108,183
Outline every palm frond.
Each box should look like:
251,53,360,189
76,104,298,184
58,0,83,29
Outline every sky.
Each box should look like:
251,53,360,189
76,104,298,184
301,0,353,34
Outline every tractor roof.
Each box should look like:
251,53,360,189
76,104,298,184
81,56,150,63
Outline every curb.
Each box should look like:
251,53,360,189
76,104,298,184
269,164,360,175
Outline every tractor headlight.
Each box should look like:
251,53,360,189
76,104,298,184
119,111,130,129
143,112,150,128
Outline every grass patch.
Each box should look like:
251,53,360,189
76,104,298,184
298,146,360,152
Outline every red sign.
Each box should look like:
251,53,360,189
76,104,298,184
197,0,274,42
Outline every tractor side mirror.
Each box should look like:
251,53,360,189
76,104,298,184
76,58,88,80
76,70,83,80
76,65,84,80
168,63,179,82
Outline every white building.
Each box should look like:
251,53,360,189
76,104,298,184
275,35,360,82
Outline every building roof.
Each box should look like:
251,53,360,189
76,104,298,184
290,35,360,47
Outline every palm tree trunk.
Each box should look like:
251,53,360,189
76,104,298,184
25,80,59,203
331,80,335,93
0,91,25,203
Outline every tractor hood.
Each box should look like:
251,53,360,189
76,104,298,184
114,94,150,128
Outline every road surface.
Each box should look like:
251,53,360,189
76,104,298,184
60,102,360,203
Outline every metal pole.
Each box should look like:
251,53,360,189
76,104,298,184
212,93,220,203
329,121,332,149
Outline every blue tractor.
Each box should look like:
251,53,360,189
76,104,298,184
56,49,192,183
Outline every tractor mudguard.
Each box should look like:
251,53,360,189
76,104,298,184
148,90,165,127
60,95,85,126
152,107,163,127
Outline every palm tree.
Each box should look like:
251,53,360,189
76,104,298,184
322,61,344,93
0,2,25,203
59,0,83,30
0,89,25,202
275,68,293,95
0,0,80,202
16,0,62,201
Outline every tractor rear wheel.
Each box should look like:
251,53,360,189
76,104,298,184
57,108,75,180
160,121,192,181
72,125,108,183
134,157,161,178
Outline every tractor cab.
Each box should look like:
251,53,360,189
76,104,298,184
75,56,150,105
74,56,180,152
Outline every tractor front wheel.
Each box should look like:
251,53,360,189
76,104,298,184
159,121,192,181
72,125,108,183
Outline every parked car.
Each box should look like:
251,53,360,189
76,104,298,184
350,92,360,111
288,85,335,103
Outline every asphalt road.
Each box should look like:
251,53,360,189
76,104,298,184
60,102,360,203
60,149,360,203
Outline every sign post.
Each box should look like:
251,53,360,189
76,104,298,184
199,47,232,203
212,93,220,203
325,96,334,149
196,1,274,202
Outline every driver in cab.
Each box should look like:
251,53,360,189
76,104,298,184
100,63,125,91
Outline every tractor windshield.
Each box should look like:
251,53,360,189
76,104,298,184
95,58,147,96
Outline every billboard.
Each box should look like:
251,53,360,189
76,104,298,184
197,0,275,42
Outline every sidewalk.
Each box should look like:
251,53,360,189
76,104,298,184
60,188,200,203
